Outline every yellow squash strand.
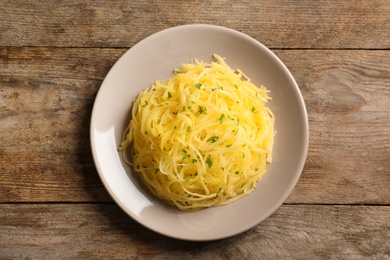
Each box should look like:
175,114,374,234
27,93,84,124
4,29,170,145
119,54,275,211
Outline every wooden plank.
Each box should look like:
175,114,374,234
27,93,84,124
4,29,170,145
0,47,123,202
275,50,390,204
1,47,390,203
0,204,389,258
0,0,389,49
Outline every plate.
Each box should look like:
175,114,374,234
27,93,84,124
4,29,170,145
90,24,309,241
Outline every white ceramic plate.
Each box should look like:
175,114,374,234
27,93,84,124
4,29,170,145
90,24,308,241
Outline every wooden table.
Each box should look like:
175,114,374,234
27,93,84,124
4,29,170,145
1,1,389,258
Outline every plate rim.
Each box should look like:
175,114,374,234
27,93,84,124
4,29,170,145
90,23,309,241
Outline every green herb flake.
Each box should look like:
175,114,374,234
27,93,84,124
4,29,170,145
187,126,191,132
194,172,198,176
251,106,256,112
182,150,190,160
195,82,202,89
192,159,198,163
242,152,245,158
221,167,225,171
234,84,238,89
172,110,178,115
217,187,222,194
235,171,239,175
142,100,148,107
206,155,213,168
227,115,234,120
199,106,207,114
203,180,208,185
226,144,232,147
154,168,159,174
219,114,225,124
207,135,218,143
168,92,172,98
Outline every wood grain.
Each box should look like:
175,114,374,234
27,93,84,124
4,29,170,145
1,47,390,204
0,47,123,202
1,0,389,49
276,50,390,204
0,204,389,259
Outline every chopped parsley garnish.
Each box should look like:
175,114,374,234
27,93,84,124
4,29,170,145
172,110,178,115
192,159,198,163
142,100,148,107
168,92,172,98
251,106,256,112
219,114,225,124
226,144,232,147
227,115,234,120
206,155,213,168
234,171,239,175
195,82,202,89
199,106,207,114
182,150,190,160
217,187,222,194
207,135,218,143
154,168,159,174
187,126,191,132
